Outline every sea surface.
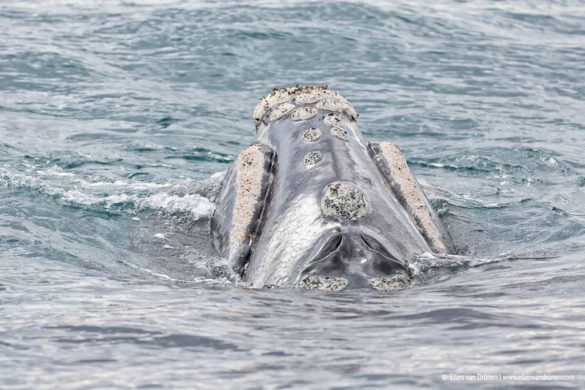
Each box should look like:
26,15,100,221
1,0,585,388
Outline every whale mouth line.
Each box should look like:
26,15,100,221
305,232,405,266
297,231,413,290
360,234,399,263
305,233,344,266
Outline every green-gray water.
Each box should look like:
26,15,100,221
1,1,584,388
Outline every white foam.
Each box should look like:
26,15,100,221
1,166,216,220
139,192,214,219
61,190,101,204
409,252,508,276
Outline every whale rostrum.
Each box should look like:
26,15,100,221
211,86,452,290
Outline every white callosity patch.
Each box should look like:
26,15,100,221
230,145,266,250
379,142,448,254
302,127,321,143
253,88,294,123
321,181,368,220
291,106,318,121
296,274,348,291
330,126,349,141
293,91,327,104
268,102,296,122
323,112,343,127
303,151,322,167
323,112,351,141
252,86,358,124
316,98,358,120
368,275,412,291
252,99,270,124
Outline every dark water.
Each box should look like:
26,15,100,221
1,1,585,388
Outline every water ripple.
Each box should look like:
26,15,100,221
1,0,585,388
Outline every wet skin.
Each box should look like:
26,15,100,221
212,87,452,290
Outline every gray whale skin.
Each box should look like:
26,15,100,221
211,86,453,291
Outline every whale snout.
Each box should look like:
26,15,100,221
296,232,412,291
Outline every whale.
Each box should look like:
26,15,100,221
211,86,452,290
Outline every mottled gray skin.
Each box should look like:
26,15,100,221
212,87,451,290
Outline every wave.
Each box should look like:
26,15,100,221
0,165,224,219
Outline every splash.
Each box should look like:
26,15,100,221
0,165,224,219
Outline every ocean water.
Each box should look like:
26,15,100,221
1,0,585,388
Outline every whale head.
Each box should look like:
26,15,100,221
212,86,452,291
